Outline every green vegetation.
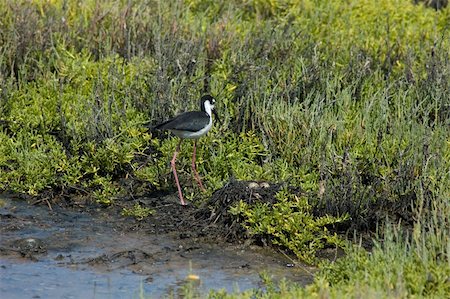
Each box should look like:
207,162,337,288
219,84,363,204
122,203,154,220
230,188,348,264
0,0,449,297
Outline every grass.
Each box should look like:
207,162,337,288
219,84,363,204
0,0,449,297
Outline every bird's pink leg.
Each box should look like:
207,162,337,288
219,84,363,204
192,141,206,192
171,140,186,205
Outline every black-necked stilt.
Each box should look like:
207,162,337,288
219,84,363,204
154,95,218,205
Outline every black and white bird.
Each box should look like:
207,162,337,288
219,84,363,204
154,95,218,205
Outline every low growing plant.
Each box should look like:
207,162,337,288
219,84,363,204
230,187,349,264
121,203,154,221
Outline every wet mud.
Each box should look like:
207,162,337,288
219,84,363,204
0,181,314,298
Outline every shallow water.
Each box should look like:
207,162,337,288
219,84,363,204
0,195,314,298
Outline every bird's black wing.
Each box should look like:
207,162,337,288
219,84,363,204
154,111,210,132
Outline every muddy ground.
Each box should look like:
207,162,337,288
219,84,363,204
0,180,317,298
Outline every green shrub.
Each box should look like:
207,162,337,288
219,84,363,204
0,131,67,195
230,187,349,264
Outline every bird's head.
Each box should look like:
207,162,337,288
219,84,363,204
200,94,215,112
200,94,221,125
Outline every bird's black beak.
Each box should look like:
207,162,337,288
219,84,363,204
213,109,222,126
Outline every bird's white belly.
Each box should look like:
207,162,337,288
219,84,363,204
171,118,212,139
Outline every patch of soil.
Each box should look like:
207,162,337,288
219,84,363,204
2,180,304,250
114,180,303,244
194,180,303,241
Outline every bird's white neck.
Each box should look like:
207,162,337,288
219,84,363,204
203,100,214,117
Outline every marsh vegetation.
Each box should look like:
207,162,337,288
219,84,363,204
0,0,449,297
